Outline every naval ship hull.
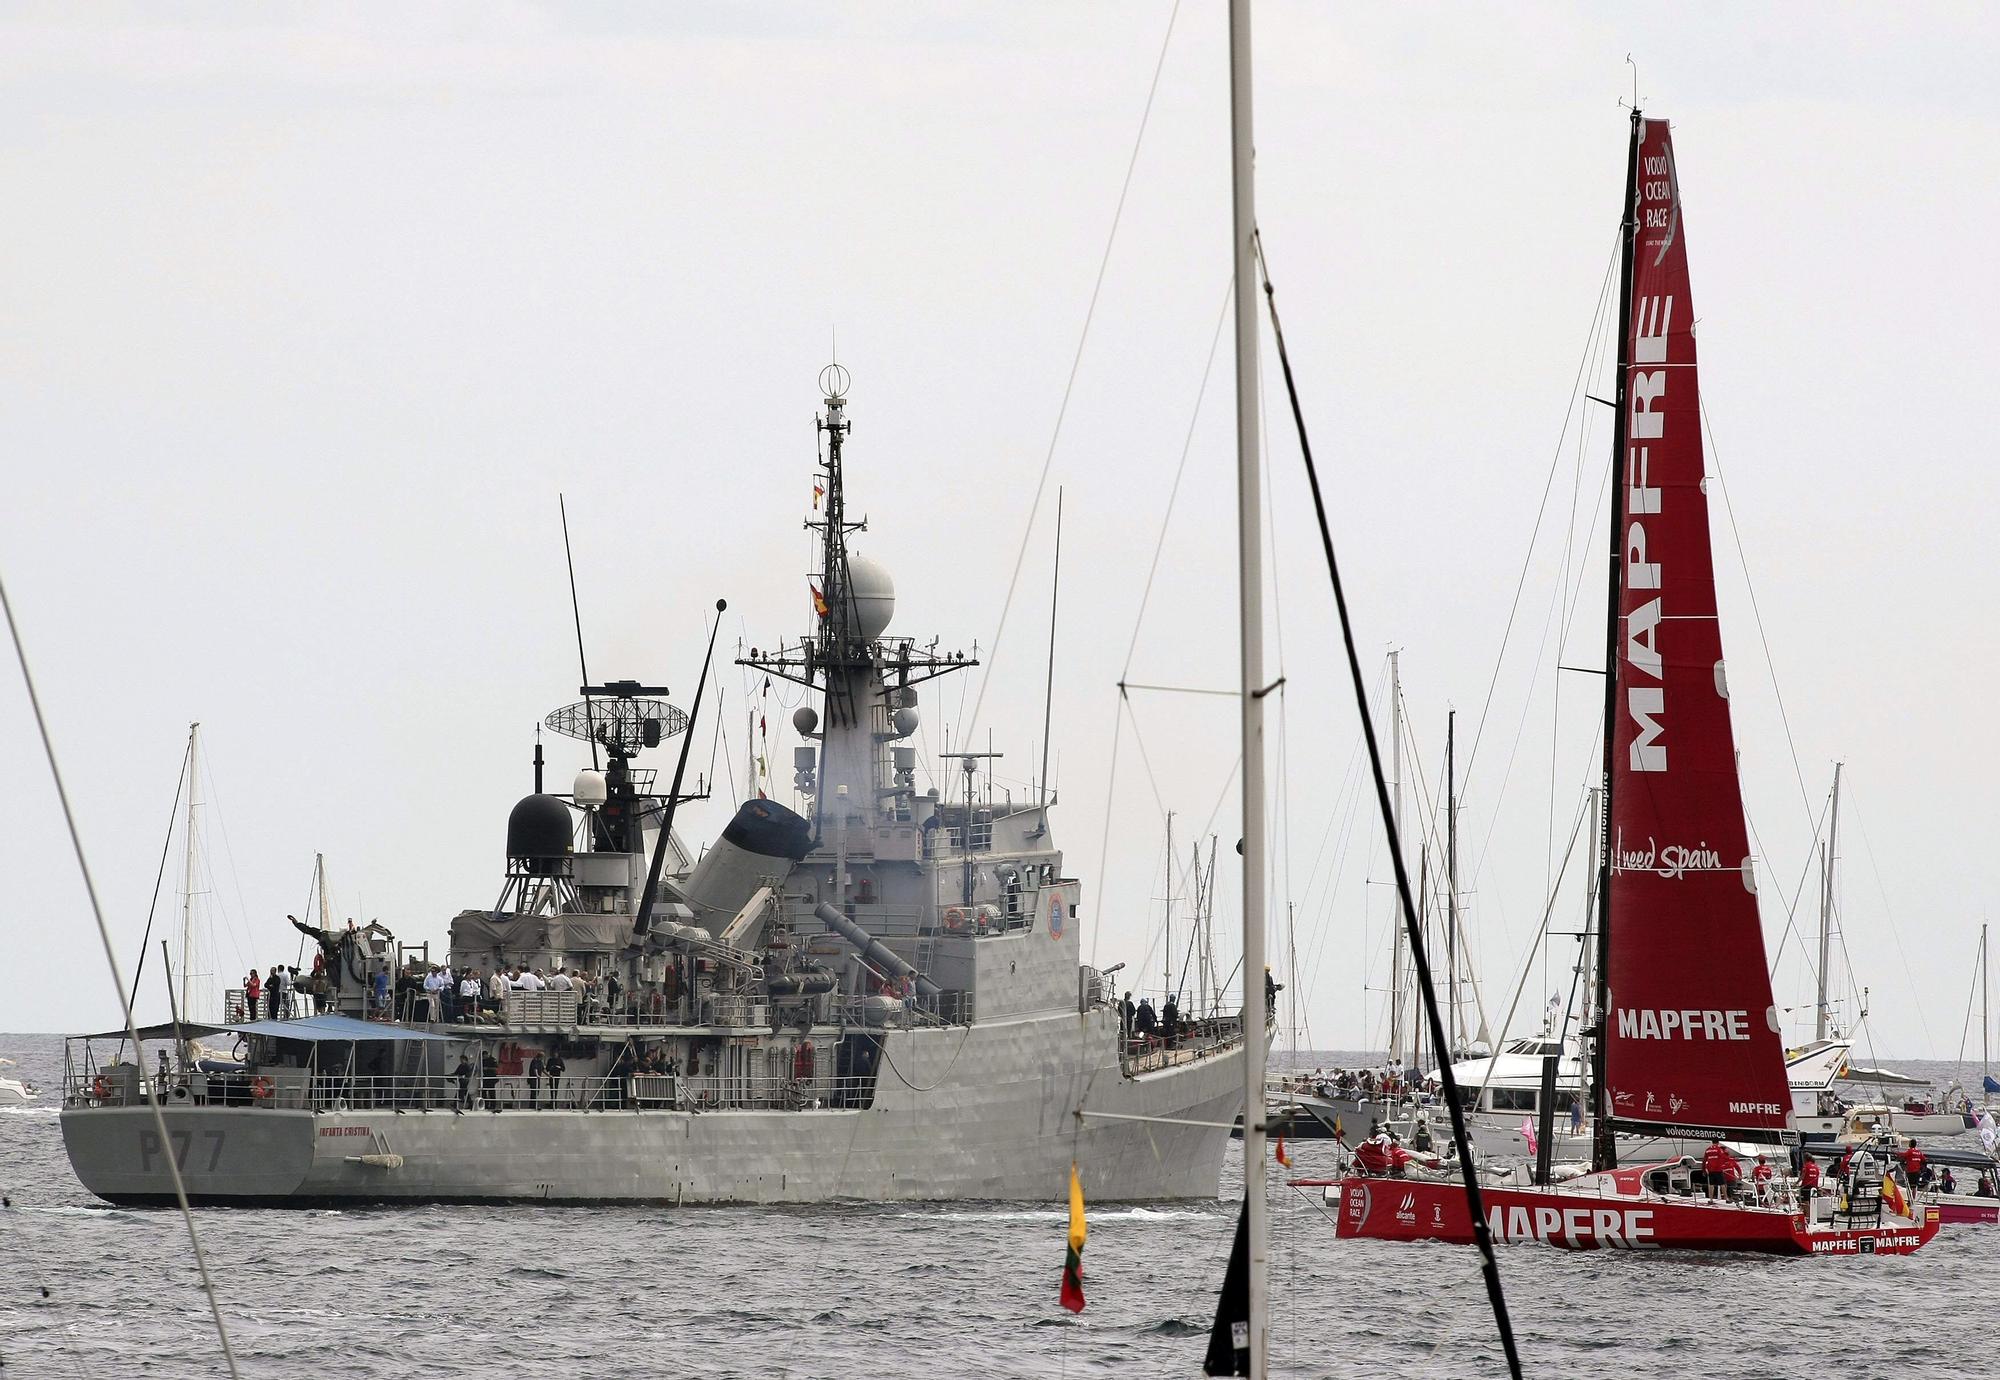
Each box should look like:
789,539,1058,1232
62,1009,1247,1206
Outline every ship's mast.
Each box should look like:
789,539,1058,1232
1387,649,1405,1066
1814,763,1843,1041
1590,107,1645,1175
1446,709,1458,1056
1227,0,1270,1368
180,721,201,1020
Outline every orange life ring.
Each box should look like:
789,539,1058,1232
92,1075,111,1100
250,1076,275,1101
943,908,966,933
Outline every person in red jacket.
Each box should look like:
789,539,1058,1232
1900,1138,1928,1189
1751,1154,1775,1204
1702,1138,1741,1199
1799,1154,1823,1219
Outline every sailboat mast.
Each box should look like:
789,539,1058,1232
1446,710,1458,1055
1590,108,1644,1175
1227,0,1269,1370
1815,763,1842,1041
1982,922,1989,1087
1388,649,1405,1065
179,722,201,1020
1164,811,1176,1002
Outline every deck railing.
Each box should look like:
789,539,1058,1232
66,1068,883,1114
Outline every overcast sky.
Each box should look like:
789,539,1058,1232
3,3,1994,1062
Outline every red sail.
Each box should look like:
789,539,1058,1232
1602,120,1792,1143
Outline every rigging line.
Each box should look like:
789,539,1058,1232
0,571,241,1379
1699,400,1816,833
1845,790,1939,1058
963,0,1184,737
1469,798,1591,1113
1757,791,1832,981
1459,227,1622,799
121,735,193,1032
1084,697,1128,972
1254,232,1520,1379
1120,275,1236,679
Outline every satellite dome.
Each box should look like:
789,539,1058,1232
507,794,574,876
892,707,920,738
793,705,819,736
573,769,608,808
846,555,895,641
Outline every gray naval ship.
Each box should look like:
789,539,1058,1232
60,371,1250,1206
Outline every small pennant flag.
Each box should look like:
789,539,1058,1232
1521,1117,1538,1158
1274,1135,1291,1168
810,584,829,618
1332,1116,1345,1144
1060,1162,1087,1313
813,481,825,510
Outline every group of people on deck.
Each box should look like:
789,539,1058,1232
242,956,329,1021
450,1044,568,1111
407,963,595,1023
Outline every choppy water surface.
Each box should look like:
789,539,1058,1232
3,1034,1992,1378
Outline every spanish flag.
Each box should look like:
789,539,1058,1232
1881,1173,1910,1218
1060,1162,1087,1313
811,584,829,618
1274,1134,1291,1168
813,481,825,510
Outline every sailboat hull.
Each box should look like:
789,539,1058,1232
1330,1175,1939,1255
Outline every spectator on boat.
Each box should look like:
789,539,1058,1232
453,1053,474,1110
1264,966,1281,1009
264,966,282,1020
518,967,547,992
1162,995,1180,1046
1939,1167,1957,1195
1134,998,1158,1041
480,1049,500,1111
1569,1099,1584,1136
458,970,482,1022
546,1048,566,1109
549,967,573,993
244,969,261,1020
489,968,511,1011
1121,993,1135,1036
1702,1139,1741,1199
1976,1171,1997,1198
605,971,623,1018
527,1048,546,1108
1799,1153,1823,1214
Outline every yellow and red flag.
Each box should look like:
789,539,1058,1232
1881,1174,1910,1218
1274,1135,1291,1168
1059,1162,1087,1313
810,584,829,618
813,481,825,510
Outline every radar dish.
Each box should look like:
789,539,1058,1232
544,698,688,756
819,362,851,400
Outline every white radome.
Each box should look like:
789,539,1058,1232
573,769,608,808
846,555,895,641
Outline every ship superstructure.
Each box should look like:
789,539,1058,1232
60,371,1250,1206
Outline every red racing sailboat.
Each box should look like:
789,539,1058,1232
1332,110,1937,1257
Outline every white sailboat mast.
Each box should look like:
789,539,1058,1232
1227,1,1269,1373
1815,762,1842,1042
1387,649,1404,1064
180,721,201,1019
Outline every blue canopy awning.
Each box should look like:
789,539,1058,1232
224,1014,466,1044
